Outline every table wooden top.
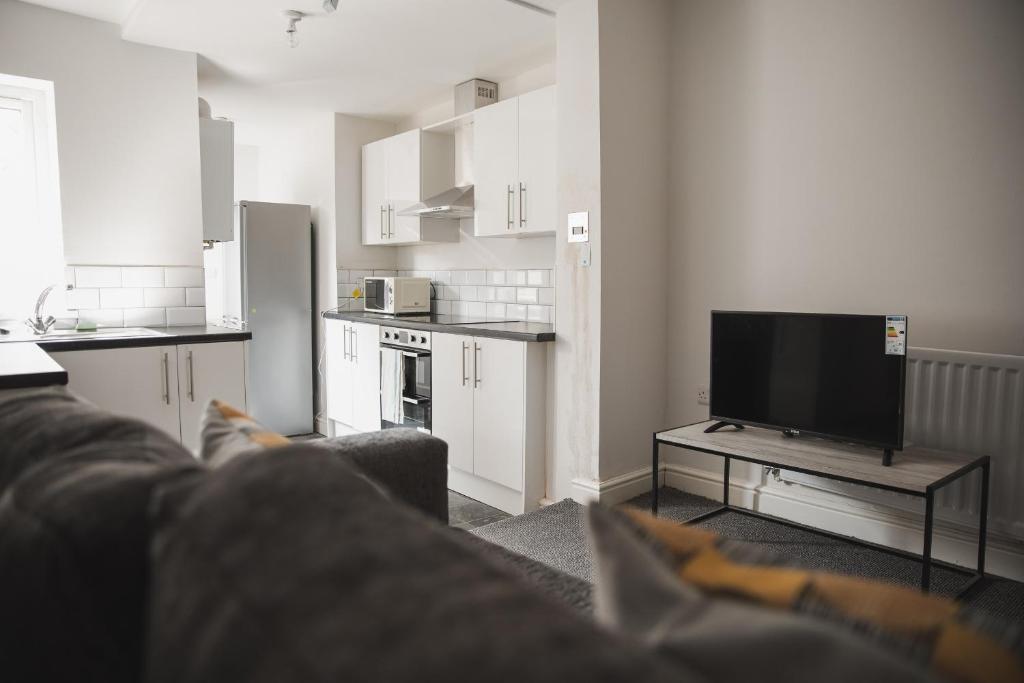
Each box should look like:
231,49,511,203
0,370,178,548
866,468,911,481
657,421,986,494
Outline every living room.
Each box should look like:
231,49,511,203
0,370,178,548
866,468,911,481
1,0,1022,681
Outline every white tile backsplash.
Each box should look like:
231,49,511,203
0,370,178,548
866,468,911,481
124,307,167,327
185,287,205,307
66,264,206,329
78,308,124,328
164,266,204,288
166,307,206,326
336,267,554,323
75,266,121,288
121,266,164,288
65,288,99,310
144,287,186,308
99,287,144,309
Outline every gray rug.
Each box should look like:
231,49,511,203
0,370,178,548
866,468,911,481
470,487,1024,624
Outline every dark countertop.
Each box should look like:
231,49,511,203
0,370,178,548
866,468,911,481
14,325,252,353
323,311,555,342
0,343,69,390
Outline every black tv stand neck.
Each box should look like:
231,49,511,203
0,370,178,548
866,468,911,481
883,449,894,467
704,421,745,434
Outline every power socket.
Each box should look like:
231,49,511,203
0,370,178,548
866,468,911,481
696,385,710,405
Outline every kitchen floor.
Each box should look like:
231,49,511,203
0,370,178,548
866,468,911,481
448,491,511,530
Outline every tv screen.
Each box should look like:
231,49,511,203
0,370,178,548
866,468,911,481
710,311,907,451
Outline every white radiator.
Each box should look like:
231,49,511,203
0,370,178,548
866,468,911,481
778,347,1024,541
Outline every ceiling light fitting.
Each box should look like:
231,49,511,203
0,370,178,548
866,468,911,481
283,9,305,48
323,0,339,13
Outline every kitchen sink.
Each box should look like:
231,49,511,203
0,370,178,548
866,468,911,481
0,327,169,343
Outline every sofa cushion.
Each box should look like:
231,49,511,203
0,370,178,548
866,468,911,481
0,453,201,683
145,445,694,683
199,399,290,467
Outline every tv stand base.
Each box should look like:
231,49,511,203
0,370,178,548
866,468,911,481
704,421,744,434
883,448,894,467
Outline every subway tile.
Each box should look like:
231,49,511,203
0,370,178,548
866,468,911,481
505,304,527,321
144,287,185,308
166,307,206,326
432,271,452,284
460,286,478,301
65,288,99,310
124,308,166,327
433,300,452,315
507,270,528,286
442,285,460,301
451,270,469,285
465,270,486,285
372,269,398,277
496,287,516,303
539,287,555,305
164,267,204,288
479,286,496,302
527,269,552,287
452,301,470,316
465,301,487,317
75,266,121,288
516,287,539,305
64,266,76,287
486,303,506,319
350,270,371,282
121,267,164,288
78,309,124,328
411,270,434,279
100,288,144,309
487,270,507,286
527,305,551,323
186,288,205,307
337,269,350,283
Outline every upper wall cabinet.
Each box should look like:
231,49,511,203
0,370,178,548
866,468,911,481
199,118,234,242
473,86,556,238
362,129,459,246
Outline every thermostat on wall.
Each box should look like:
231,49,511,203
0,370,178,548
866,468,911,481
567,211,589,243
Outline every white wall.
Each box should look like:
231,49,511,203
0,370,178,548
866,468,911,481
0,0,203,266
666,0,1024,432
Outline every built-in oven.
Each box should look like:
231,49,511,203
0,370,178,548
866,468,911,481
379,326,431,432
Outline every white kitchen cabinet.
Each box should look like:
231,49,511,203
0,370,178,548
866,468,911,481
176,342,248,452
51,345,182,442
472,85,556,238
199,118,234,242
49,341,247,451
361,130,458,246
326,319,381,433
432,332,547,514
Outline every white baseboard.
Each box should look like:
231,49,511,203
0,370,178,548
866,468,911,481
572,462,1024,582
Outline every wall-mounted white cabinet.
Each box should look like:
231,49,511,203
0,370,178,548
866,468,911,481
325,319,381,432
199,118,234,242
432,332,547,514
473,85,556,238
48,341,247,452
362,129,459,246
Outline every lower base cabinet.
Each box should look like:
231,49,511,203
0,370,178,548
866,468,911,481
432,332,547,514
325,319,381,433
49,341,247,453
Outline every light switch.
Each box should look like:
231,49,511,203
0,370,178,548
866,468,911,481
567,211,589,243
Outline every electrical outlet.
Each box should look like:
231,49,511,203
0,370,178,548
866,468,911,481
696,385,710,405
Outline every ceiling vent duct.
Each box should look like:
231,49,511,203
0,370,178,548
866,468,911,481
454,79,498,116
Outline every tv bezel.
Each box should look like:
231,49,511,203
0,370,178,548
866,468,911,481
708,310,908,452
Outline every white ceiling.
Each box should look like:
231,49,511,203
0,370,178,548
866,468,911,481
20,0,567,119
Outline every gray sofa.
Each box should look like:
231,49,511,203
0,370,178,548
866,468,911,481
0,388,685,683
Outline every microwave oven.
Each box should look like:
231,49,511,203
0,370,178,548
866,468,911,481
363,277,431,315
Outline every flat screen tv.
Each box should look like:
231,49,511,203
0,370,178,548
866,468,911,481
709,311,907,458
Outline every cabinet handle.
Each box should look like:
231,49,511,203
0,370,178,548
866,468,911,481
461,342,469,386
519,182,526,228
161,352,170,405
507,185,514,230
388,205,395,238
474,342,481,387
186,350,195,402
380,205,386,240
352,327,358,362
342,326,350,360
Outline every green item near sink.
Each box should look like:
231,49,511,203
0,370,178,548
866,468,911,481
75,321,98,332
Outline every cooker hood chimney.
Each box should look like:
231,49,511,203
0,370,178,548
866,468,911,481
398,185,474,220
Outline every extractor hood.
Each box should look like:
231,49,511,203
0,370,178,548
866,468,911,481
398,185,474,220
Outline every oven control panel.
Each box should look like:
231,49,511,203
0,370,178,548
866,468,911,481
380,326,431,351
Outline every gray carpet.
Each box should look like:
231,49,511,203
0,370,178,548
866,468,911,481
470,487,1024,624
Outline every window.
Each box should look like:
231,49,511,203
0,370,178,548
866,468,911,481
0,74,65,322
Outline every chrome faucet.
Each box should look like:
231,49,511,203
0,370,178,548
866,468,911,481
25,285,58,335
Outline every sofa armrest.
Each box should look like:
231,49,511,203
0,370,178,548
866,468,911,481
312,430,448,524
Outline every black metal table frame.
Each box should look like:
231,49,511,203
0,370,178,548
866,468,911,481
652,425,990,596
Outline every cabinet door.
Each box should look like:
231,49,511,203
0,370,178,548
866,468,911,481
516,86,557,236
431,333,474,473
49,346,182,443
350,322,381,432
471,338,525,490
325,320,354,425
176,342,248,453
199,118,234,242
472,98,519,237
386,129,422,244
362,139,388,245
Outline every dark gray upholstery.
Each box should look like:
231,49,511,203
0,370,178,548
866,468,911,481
309,428,449,523
145,446,693,683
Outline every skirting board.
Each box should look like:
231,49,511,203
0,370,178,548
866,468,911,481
573,464,1024,582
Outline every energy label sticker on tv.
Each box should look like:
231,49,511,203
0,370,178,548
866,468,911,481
885,315,907,356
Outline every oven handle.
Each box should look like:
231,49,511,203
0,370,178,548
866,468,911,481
401,396,429,405
400,350,431,358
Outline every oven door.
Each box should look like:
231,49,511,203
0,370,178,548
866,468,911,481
380,346,431,432
363,277,390,313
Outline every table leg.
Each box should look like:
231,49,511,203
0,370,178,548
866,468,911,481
978,460,989,576
652,435,659,516
723,456,730,507
922,490,934,591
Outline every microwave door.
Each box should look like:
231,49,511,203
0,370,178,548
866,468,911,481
364,279,384,312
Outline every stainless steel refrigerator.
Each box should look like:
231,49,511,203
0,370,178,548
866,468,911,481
203,200,313,435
